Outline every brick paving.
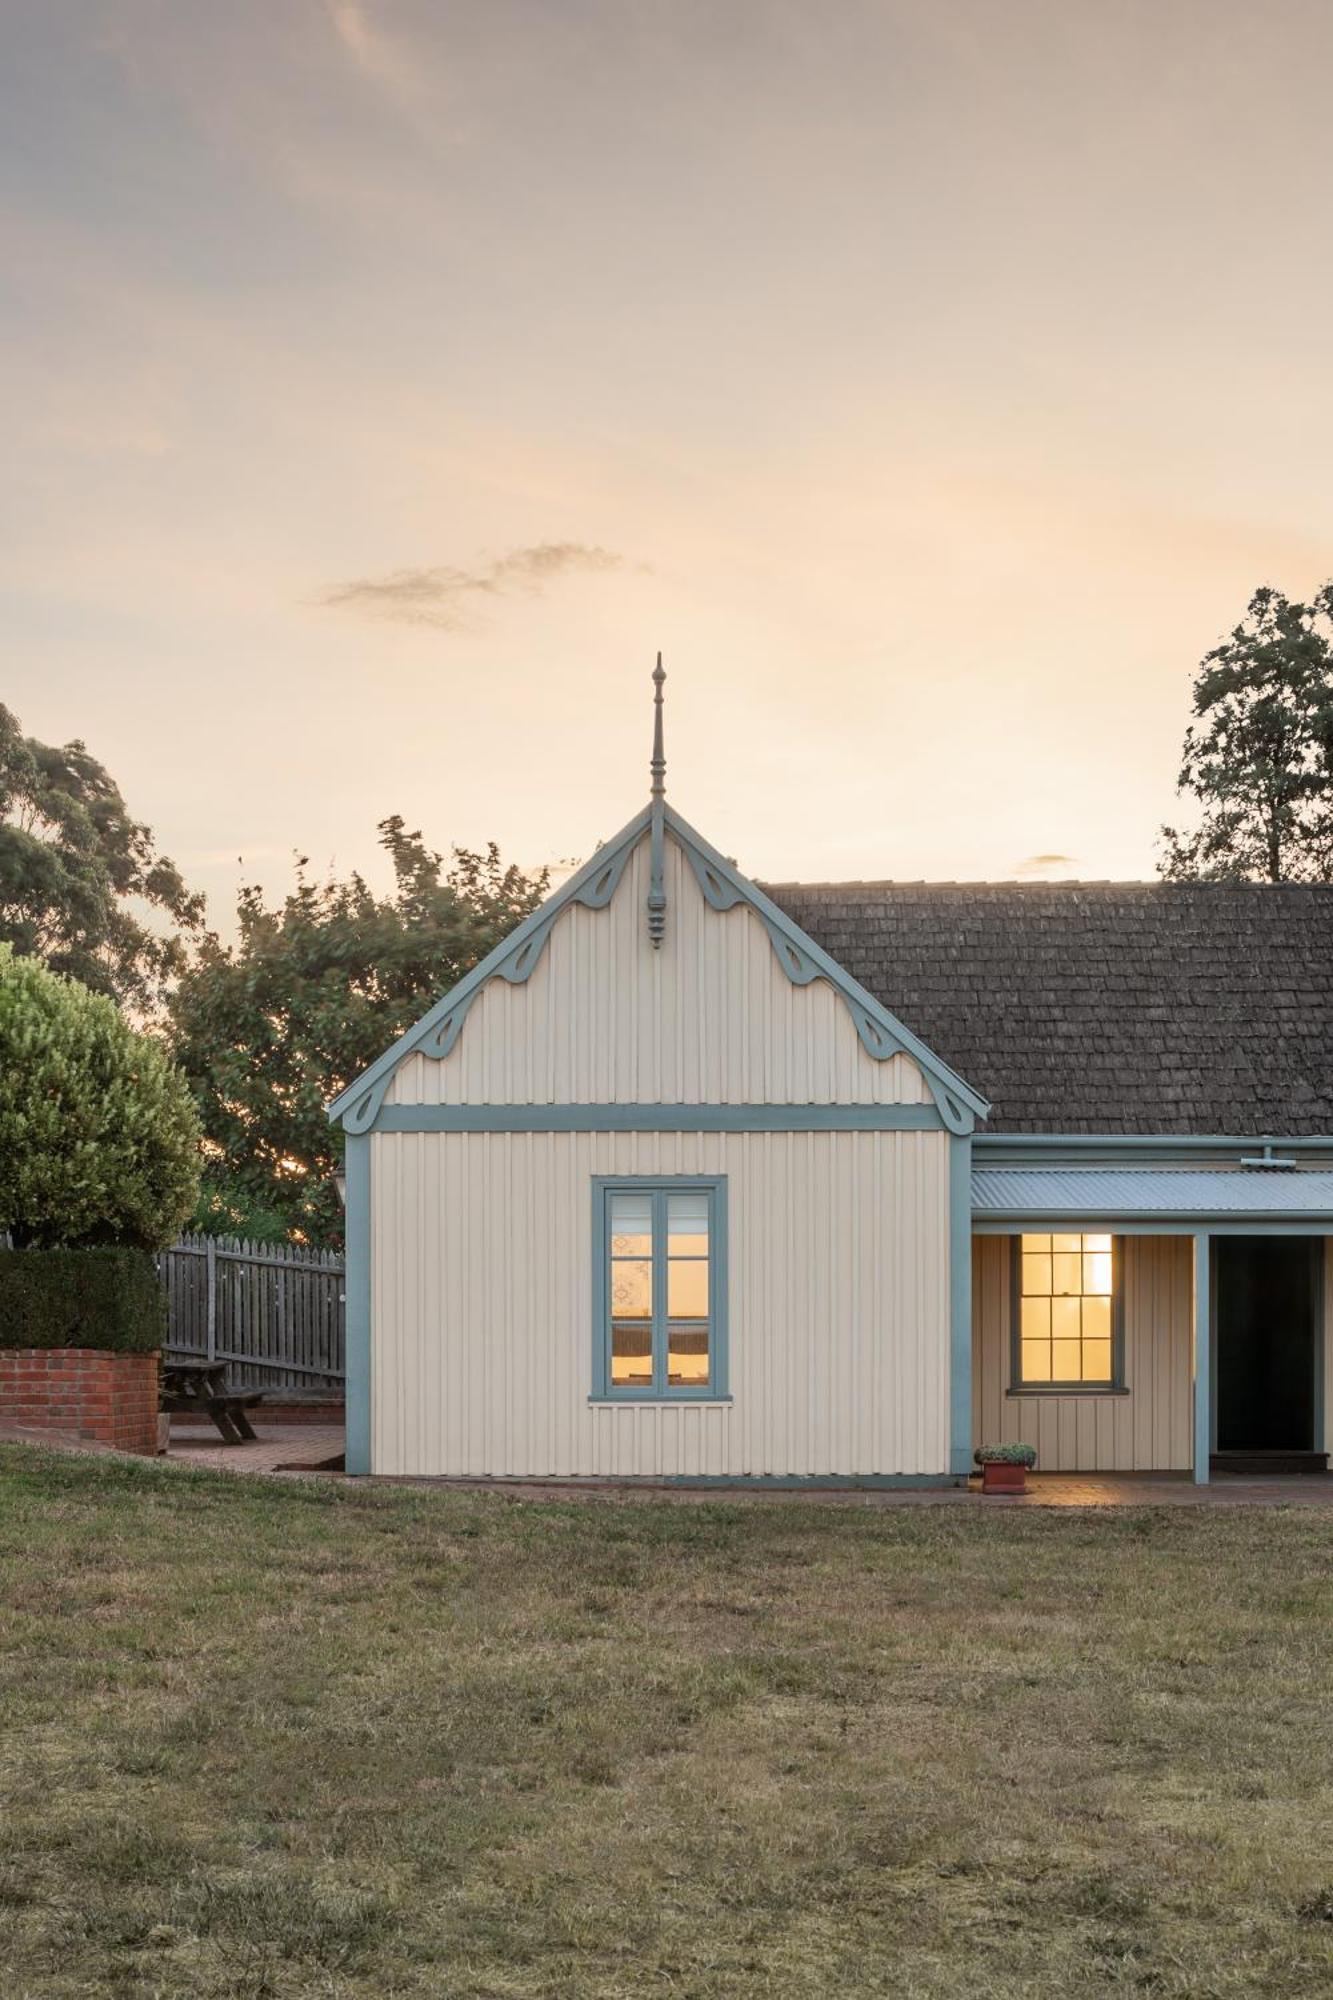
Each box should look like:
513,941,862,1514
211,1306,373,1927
166,1421,344,1476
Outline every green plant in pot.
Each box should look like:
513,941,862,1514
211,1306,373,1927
973,1442,1037,1494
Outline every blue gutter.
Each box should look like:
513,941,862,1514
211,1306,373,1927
977,1133,1333,1163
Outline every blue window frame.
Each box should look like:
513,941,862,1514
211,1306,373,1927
591,1176,729,1401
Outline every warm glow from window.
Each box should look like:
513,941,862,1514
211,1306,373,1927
1019,1233,1114,1385
609,1191,711,1389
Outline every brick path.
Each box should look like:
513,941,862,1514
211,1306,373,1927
166,1422,344,1476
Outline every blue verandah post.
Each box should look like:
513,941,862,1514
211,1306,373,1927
1193,1230,1211,1485
344,1134,371,1476
949,1134,973,1478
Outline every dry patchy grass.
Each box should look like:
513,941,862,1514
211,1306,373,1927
2,1447,1333,1996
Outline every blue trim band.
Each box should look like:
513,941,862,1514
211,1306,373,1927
343,1134,371,1477
949,1134,973,1476
376,1102,946,1134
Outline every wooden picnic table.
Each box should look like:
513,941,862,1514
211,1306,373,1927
161,1359,265,1446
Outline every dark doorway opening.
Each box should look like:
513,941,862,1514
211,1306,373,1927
1215,1236,1321,1455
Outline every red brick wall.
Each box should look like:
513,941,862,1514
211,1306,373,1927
0,1349,160,1456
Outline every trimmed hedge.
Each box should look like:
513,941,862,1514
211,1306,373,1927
0,946,200,1252
0,1248,166,1355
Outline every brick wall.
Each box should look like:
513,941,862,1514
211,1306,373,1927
0,1349,160,1456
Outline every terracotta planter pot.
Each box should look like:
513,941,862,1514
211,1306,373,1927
980,1460,1027,1494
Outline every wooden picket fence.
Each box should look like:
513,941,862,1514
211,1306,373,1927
158,1234,345,1392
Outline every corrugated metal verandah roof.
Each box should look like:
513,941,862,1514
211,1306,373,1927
972,1167,1333,1222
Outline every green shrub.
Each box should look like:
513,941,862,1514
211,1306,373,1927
0,946,200,1251
0,1248,166,1354
974,1442,1038,1468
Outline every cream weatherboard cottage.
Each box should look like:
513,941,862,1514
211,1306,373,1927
329,669,1333,1485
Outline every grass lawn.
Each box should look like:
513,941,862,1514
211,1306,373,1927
3,1453,1333,1997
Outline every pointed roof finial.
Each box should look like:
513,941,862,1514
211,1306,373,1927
650,652,666,800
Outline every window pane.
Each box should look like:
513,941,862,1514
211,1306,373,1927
667,1194,710,1257
667,1258,709,1319
1016,1230,1118,1391
1022,1253,1052,1295
1083,1250,1113,1295
667,1325,709,1387
1051,1253,1081,1295
1082,1338,1113,1382
1052,1338,1081,1380
609,1259,652,1319
1020,1295,1050,1340
1082,1294,1112,1342
611,1322,653,1385
610,1194,653,1258
1021,1340,1052,1382
1051,1295,1080,1343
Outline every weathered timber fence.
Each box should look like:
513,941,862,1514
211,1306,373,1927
158,1234,345,1392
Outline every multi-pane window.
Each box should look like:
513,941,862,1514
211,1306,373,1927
1016,1233,1117,1387
597,1180,725,1399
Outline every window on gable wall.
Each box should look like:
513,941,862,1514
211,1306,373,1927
1015,1233,1119,1388
595,1180,728,1399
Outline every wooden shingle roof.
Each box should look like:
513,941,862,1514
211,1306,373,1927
762,880,1333,1135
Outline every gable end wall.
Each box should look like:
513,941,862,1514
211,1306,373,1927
386,839,932,1108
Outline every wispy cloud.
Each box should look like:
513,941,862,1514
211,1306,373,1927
320,542,630,630
320,0,462,152
1014,852,1079,875
322,1,406,88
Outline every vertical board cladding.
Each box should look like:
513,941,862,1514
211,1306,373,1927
971,1235,1192,1472
369,1129,951,1478
386,840,932,1110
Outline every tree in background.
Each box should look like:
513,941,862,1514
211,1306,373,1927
169,819,547,1248
1160,584,1333,882
0,946,201,1250
0,704,203,1012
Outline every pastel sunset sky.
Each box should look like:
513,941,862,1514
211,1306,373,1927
5,0,1333,916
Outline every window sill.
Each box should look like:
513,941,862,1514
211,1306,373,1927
588,1397,734,1408
1005,1386,1129,1399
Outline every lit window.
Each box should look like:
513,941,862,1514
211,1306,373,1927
1016,1233,1117,1387
596,1180,727,1399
